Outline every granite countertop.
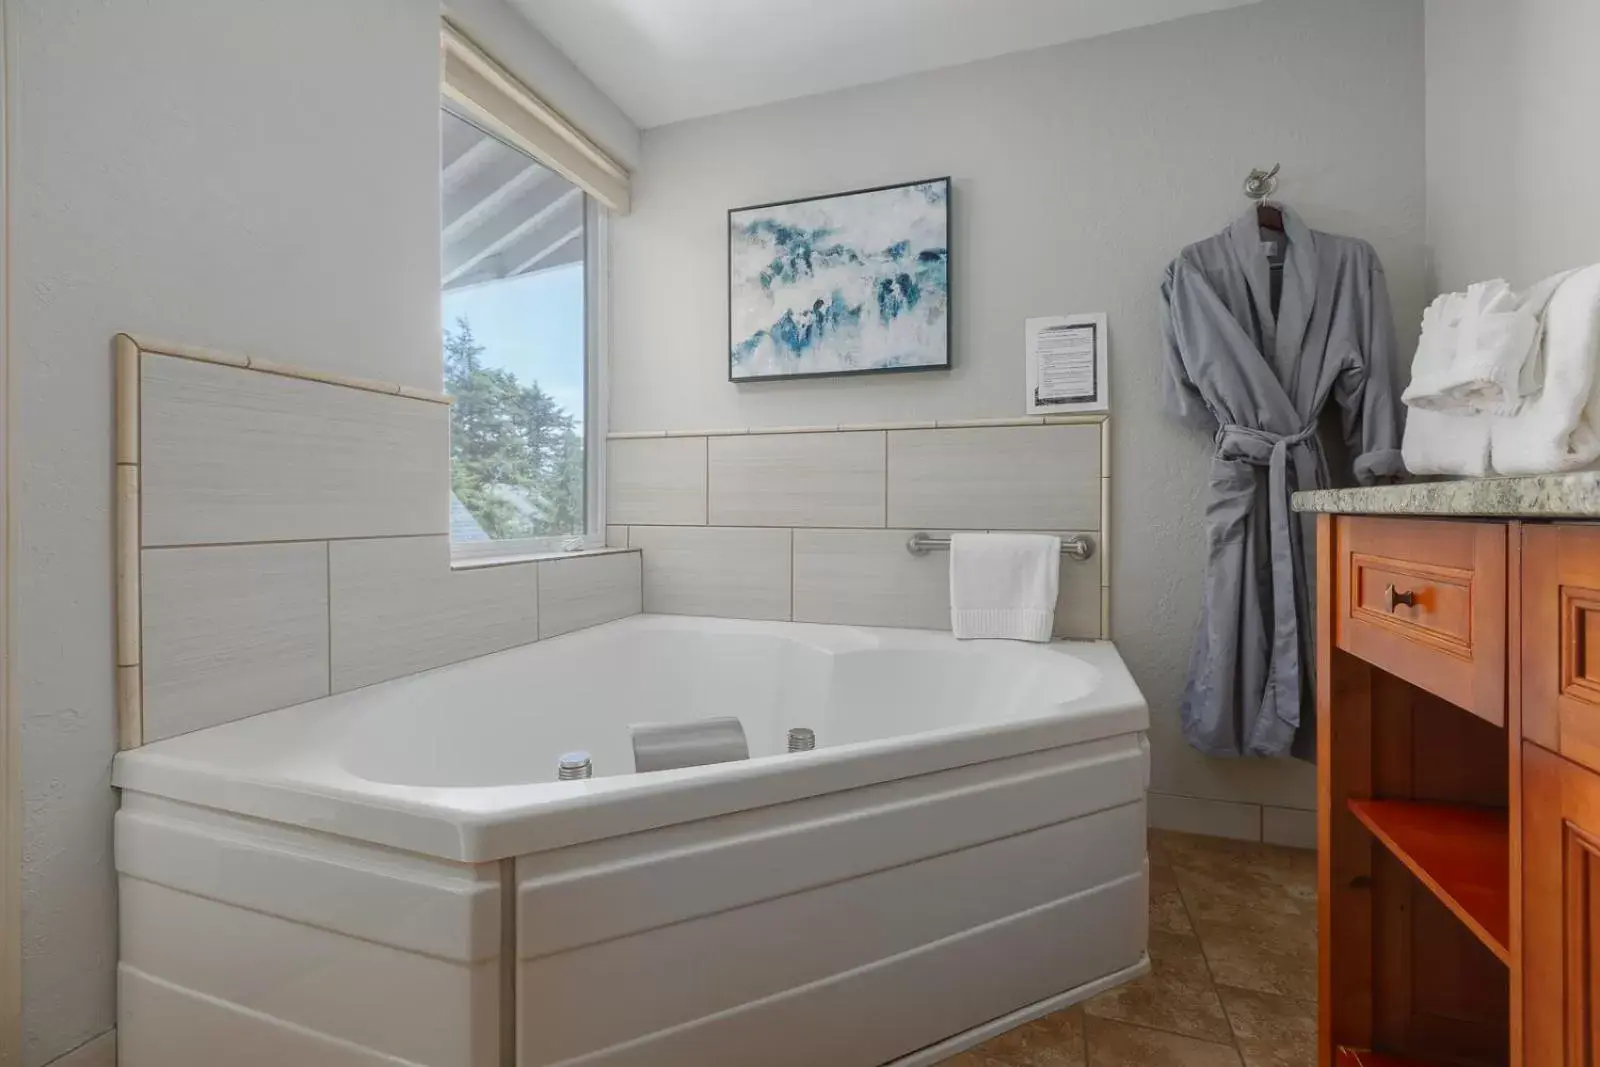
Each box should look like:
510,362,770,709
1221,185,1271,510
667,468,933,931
1291,472,1600,518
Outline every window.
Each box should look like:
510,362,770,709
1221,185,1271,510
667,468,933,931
442,107,602,558
438,21,628,562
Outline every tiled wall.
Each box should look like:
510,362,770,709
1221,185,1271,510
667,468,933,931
606,419,1110,639
124,341,641,745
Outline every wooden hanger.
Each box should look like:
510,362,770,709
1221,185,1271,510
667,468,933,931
1257,202,1285,234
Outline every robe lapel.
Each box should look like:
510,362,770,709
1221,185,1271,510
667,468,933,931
1227,212,1278,359
1274,209,1319,377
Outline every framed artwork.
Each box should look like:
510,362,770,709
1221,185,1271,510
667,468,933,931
728,177,951,382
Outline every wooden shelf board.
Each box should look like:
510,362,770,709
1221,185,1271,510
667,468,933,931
1335,1049,1451,1067
1347,798,1511,965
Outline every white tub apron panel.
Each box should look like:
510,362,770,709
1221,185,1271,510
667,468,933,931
516,794,1145,1064
110,616,1152,1067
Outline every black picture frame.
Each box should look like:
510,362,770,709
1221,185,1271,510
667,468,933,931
727,176,952,383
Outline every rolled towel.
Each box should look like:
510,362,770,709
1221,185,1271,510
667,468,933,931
949,533,1060,642
1490,264,1600,474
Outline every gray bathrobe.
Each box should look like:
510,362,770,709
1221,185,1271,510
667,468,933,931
1161,207,1405,759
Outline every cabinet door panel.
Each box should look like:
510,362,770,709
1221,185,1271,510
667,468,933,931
1522,525,1600,766
1524,742,1600,1066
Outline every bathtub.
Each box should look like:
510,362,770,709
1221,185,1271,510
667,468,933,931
112,614,1151,1067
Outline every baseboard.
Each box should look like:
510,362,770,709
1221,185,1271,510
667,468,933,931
44,1030,116,1067
889,955,1152,1066
1147,791,1264,840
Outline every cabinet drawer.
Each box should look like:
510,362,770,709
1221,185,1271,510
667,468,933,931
1522,525,1600,773
1334,516,1507,724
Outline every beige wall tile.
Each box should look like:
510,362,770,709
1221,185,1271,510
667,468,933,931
1147,793,1263,842
140,354,448,546
629,526,791,620
708,431,886,527
538,552,642,639
605,525,629,549
792,529,952,630
1261,807,1317,851
886,425,1100,530
607,436,707,525
141,542,330,741
329,535,540,691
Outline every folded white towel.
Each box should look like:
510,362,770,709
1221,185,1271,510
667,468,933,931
1402,291,1470,411
1491,264,1600,475
1402,407,1491,476
1404,280,1562,415
949,533,1060,642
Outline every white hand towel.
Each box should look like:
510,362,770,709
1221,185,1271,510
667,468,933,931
949,533,1060,642
1402,407,1491,476
1491,264,1600,474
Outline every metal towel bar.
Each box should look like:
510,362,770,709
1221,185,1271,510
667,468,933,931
905,532,1095,561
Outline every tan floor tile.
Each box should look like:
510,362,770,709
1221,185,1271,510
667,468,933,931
1174,859,1315,917
1084,930,1232,1043
960,1006,1086,1067
1148,828,1172,868
1188,898,1317,954
1218,986,1317,1067
1195,920,1317,1000
1149,863,1194,936
938,1051,1012,1067
1085,1015,1243,1066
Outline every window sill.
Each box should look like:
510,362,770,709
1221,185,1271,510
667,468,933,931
449,545,637,572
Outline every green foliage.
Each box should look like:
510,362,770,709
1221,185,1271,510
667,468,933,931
445,317,584,540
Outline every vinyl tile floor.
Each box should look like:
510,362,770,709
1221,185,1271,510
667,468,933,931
936,829,1317,1067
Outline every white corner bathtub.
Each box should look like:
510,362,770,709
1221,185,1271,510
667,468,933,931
112,614,1152,1067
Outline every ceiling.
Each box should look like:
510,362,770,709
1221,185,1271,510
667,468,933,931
510,0,1266,129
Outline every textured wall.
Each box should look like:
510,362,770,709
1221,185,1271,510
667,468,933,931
611,0,1429,816
4,2,629,1062
1425,0,1600,290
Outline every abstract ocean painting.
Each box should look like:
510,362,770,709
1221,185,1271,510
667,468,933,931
728,177,950,381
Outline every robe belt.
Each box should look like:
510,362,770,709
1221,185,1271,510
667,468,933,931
1213,422,1326,740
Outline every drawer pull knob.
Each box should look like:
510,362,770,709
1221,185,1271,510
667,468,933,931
1385,585,1416,611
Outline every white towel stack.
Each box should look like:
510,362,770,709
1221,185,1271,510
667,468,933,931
1400,265,1600,476
948,533,1060,642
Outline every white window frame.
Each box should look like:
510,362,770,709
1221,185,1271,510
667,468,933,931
448,197,609,565
441,19,619,566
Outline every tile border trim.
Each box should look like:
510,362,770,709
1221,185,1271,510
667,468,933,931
607,412,1109,440
127,334,453,406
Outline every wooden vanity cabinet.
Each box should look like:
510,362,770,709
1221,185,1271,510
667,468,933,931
1315,514,1600,1067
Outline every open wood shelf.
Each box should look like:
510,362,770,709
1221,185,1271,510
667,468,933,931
1347,798,1510,965
1335,1049,1451,1067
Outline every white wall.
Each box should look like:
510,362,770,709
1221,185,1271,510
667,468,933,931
1425,0,1600,290
612,0,1428,819
4,1,451,1061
